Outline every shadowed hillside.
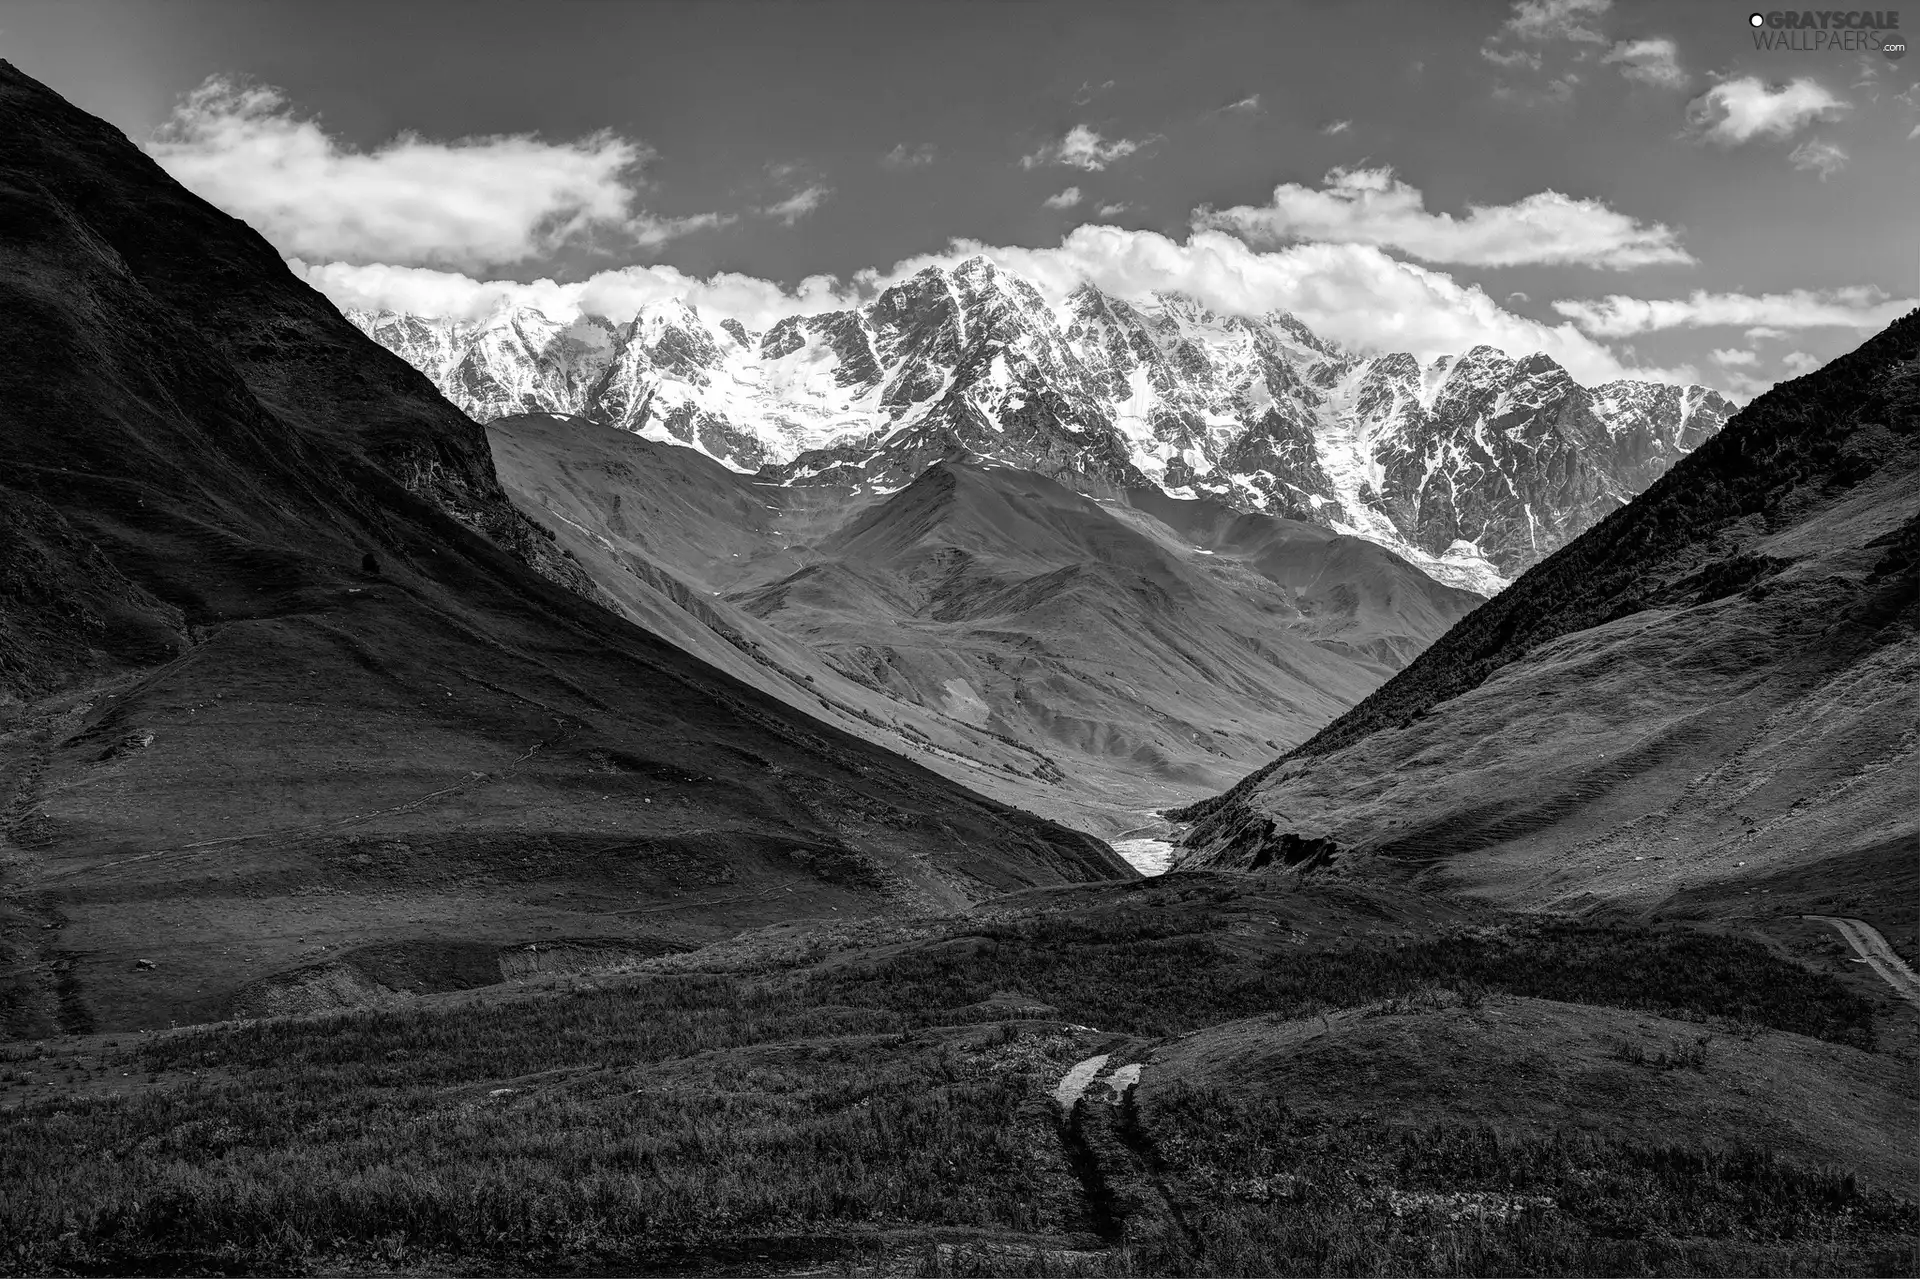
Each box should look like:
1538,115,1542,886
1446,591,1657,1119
1175,315,1920,945
0,60,1126,1039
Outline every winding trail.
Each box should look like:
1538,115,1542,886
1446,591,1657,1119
1803,915,1920,1008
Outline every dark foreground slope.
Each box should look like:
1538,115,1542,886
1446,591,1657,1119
4,874,1912,1276
1176,316,1920,942
0,61,1124,1038
489,414,1481,833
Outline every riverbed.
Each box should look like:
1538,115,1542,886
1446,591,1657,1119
1111,837,1177,876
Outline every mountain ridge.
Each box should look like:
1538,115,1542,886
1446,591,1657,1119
1170,312,1920,941
348,265,1734,594
486,416,1484,836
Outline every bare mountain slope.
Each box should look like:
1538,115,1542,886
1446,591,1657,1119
0,62,1125,1037
485,413,1105,829
486,415,1483,834
1175,315,1920,946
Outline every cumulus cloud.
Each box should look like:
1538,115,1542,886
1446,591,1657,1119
1553,286,1910,336
1744,326,1786,341
1321,119,1352,135
1602,37,1686,88
1096,202,1131,217
1709,347,1758,367
1196,166,1692,269
1043,187,1084,209
1021,124,1142,171
1780,350,1823,377
865,229,1697,386
145,76,718,269
1685,76,1848,144
1217,94,1263,115
1788,137,1848,178
762,184,831,223
881,142,936,169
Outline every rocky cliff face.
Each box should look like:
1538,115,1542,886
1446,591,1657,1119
347,258,1733,592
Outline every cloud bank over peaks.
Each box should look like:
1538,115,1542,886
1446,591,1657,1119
1195,166,1694,269
300,225,1707,391
147,76,723,269
295,257,850,334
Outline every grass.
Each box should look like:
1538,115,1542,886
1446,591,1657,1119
1103,1081,1920,1278
0,892,1904,1275
806,908,1878,1048
914,1082,1919,1277
1608,1033,1712,1072
1174,310,1920,834
1,982,1089,1275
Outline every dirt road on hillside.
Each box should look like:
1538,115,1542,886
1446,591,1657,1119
1804,916,1920,1008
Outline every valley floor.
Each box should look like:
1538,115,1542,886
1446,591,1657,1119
3,873,1914,1277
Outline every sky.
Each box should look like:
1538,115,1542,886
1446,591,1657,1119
5,0,1917,398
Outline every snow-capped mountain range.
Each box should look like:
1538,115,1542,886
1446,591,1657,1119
347,256,1734,593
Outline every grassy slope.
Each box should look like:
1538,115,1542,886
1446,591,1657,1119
4,875,1911,1277
1168,319,1919,938
1278,313,1918,765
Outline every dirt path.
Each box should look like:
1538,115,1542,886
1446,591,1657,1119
1804,915,1920,1008
1053,1053,1111,1111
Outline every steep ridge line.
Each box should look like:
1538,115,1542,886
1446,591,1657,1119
0,59,1129,1037
1178,311,1920,828
1167,315,1917,923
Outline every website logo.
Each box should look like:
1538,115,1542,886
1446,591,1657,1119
1747,10,1905,58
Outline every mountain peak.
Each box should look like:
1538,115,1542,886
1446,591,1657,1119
951,254,1001,280
352,259,1738,584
